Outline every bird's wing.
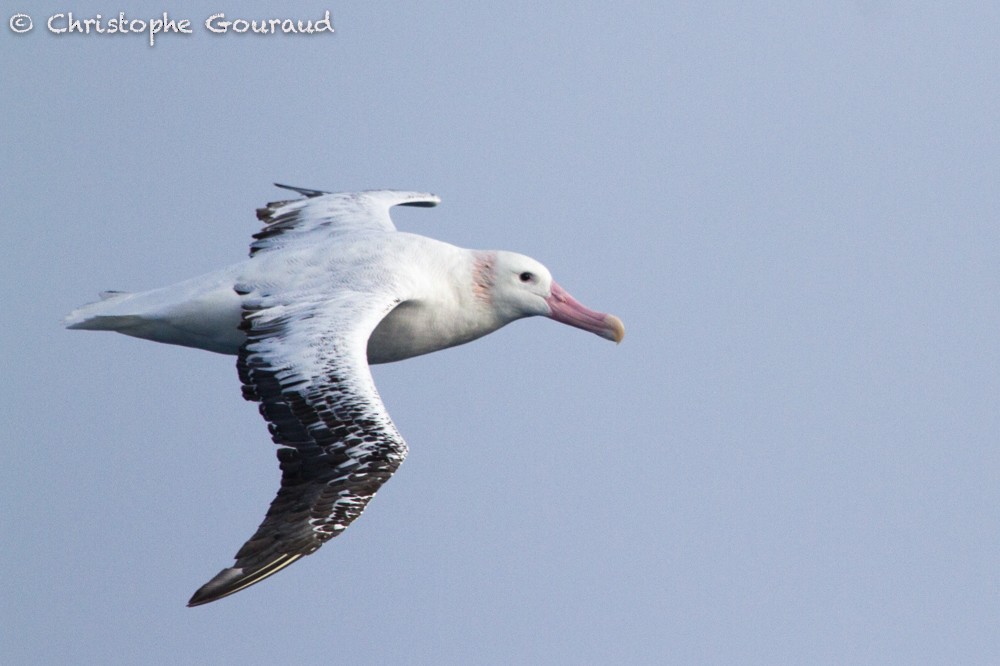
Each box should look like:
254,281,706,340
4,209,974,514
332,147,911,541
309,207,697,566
187,280,407,606
250,186,440,256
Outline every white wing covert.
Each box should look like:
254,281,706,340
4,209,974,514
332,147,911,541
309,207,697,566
250,185,440,257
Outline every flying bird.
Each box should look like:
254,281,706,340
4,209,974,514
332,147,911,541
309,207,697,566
65,185,625,606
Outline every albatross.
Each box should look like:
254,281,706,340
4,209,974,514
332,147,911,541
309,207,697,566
65,184,624,606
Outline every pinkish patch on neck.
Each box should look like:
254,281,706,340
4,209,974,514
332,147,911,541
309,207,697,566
472,251,497,304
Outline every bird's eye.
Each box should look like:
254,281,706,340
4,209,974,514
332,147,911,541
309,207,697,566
519,272,534,283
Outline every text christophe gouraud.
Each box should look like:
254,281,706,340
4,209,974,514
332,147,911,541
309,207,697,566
6,11,335,46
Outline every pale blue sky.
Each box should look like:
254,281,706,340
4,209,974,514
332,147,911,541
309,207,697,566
4,2,999,664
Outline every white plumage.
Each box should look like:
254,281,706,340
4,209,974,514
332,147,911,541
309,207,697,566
66,185,624,606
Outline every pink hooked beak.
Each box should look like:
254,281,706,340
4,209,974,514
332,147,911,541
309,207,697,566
545,281,625,343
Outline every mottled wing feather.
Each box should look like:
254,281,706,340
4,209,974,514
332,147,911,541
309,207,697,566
187,288,406,607
250,187,440,257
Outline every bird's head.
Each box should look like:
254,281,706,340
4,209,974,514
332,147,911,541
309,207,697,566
484,251,625,343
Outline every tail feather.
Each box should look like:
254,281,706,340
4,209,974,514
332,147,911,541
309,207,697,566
64,292,135,330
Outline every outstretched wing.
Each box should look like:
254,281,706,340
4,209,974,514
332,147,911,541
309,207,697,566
250,185,440,256
187,282,406,606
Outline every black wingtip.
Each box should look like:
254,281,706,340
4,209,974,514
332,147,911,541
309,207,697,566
273,183,330,198
186,554,304,607
188,566,247,606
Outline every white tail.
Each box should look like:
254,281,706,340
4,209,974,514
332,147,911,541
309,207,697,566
63,292,135,330
63,266,246,355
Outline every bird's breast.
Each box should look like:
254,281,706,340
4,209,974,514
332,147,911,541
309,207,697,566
366,298,499,364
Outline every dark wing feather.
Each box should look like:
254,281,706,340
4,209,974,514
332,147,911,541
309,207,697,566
188,289,405,606
272,183,330,198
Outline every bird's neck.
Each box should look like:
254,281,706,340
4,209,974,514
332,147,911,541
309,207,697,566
365,247,503,364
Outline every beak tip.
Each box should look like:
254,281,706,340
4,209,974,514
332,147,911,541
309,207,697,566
605,315,625,344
